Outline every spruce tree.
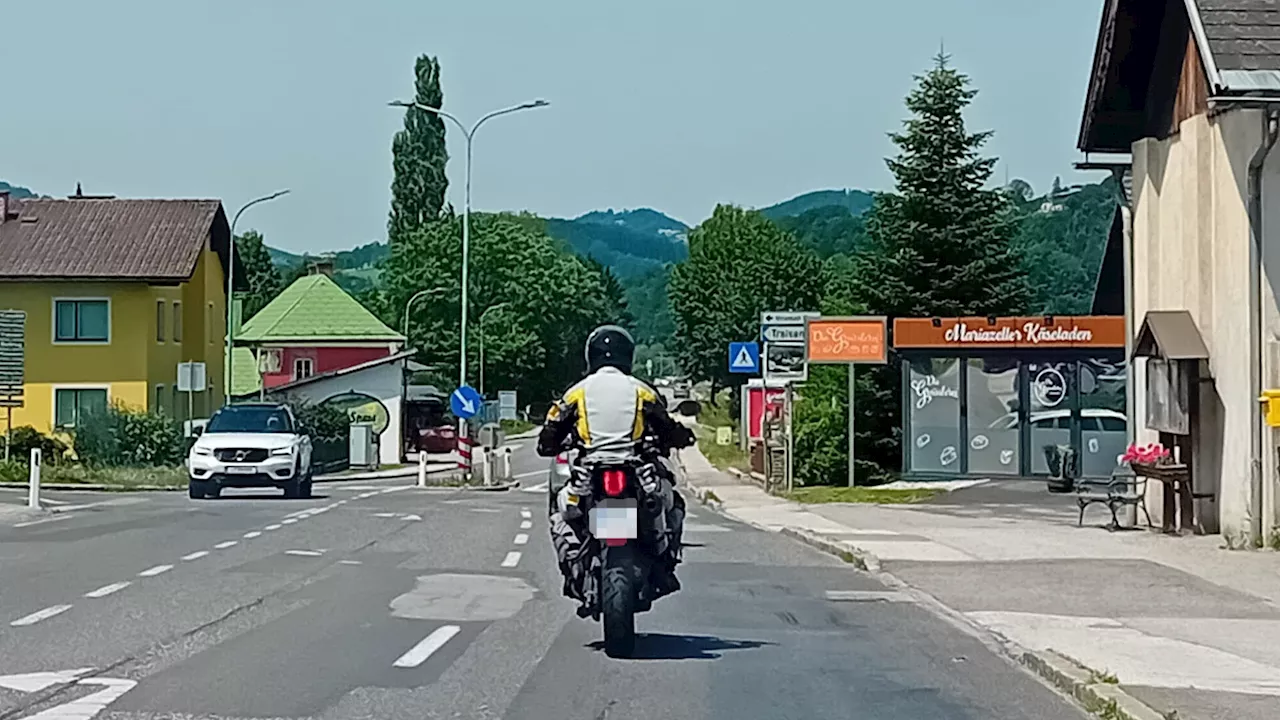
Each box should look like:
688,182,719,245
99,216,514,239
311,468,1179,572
388,55,449,247
856,53,1030,318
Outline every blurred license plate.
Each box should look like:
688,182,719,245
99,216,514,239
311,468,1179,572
226,466,256,474
590,500,638,540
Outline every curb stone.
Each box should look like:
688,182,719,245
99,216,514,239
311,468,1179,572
778,526,881,572
781,524,1170,720
1019,650,1167,720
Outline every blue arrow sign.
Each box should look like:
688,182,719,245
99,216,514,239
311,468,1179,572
728,342,761,374
450,385,484,419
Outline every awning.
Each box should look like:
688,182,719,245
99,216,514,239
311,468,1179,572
1132,310,1209,361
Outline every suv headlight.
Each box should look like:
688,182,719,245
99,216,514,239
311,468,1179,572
270,446,294,457
192,447,212,456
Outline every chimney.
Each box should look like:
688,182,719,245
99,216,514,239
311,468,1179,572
0,192,7,225
308,254,336,277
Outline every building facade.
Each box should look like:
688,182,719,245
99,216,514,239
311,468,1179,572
0,191,233,433
1079,0,1280,544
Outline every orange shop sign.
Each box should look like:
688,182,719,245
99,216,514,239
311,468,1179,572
805,316,889,364
892,316,1125,349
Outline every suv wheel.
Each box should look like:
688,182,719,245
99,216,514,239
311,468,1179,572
189,479,208,499
283,460,304,499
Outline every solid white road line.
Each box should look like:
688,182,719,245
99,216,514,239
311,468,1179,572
13,515,72,528
469,508,500,514
243,531,262,538
181,550,209,561
514,470,546,479
84,582,130,598
520,520,532,530
513,533,529,545
11,604,73,627
213,540,238,549
138,564,172,577
393,625,461,668
264,524,282,531
501,551,522,568
285,549,324,557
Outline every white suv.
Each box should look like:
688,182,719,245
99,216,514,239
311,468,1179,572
188,403,314,499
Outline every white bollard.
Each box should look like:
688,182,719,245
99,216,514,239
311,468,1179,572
502,447,512,481
479,446,491,486
417,452,427,488
28,448,41,509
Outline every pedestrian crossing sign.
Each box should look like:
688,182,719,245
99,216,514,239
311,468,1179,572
728,342,761,374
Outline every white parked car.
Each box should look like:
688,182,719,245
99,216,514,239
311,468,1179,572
187,403,314,500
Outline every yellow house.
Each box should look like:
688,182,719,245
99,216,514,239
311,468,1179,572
0,191,236,433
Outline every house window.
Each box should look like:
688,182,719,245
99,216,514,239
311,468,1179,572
54,387,108,428
154,384,166,414
156,300,166,342
172,301,182,342
294,357,314,381
54,299,109,343
207,302,215,345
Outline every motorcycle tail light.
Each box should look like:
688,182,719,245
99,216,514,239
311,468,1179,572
602,469,627,497
555,453,569,465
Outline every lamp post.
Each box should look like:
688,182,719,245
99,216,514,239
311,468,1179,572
388,98,548,473
478,302,512,396
225,190,290,406
402,286,449,338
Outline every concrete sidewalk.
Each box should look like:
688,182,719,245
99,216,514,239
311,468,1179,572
681,446,1280,720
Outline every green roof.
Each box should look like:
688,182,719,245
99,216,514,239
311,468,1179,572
237,274,404,343
230,347,262,397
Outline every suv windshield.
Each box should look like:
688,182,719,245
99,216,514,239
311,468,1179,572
205,406,293,434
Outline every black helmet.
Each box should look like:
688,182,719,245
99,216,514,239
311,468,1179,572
585,325,635,374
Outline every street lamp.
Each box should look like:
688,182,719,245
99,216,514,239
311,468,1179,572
402,286,450,338
478,302,512,396
225,189,290,406
387,98,548,393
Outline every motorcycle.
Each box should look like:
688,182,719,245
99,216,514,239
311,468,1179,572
555,449,680,658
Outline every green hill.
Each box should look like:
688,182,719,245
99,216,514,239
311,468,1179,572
759,189,874,219
0,181,38,199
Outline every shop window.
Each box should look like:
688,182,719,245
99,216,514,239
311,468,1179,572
906,357,961,474
1080,357,1127,477
966,358,1020,475
1028,361,1074,474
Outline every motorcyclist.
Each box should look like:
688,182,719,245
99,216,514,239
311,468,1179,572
537,324,695,616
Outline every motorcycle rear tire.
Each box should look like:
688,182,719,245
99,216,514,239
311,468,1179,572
601,543,637,658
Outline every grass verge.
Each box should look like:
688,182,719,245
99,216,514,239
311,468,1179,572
500,418,537,435
785,485,941,505
693,425,750,473
0,461,188,488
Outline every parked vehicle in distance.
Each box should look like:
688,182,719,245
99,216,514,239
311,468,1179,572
187,403,313,500
418,423,458,454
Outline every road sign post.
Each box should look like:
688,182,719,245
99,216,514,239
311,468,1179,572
804,316,889,487
450,385,484,477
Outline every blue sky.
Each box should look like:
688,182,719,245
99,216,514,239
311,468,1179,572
1,0,1102,254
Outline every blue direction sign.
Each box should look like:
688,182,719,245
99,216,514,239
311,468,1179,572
728,341,761,374
450,385,484,419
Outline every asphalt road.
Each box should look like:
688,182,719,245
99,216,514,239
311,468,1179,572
0,444,1087,720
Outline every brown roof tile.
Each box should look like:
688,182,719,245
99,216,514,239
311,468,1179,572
0,197,228,281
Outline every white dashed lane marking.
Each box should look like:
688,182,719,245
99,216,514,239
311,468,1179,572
84,582,130,598
213,541,238,549
264,524,282,531
513,534,529,545
393,625,461,668
501,551,522,568
138,564,173,577
181,551,209,561
520,520,532,530
243,531,262,538
11,604,73,627
285,550,324,557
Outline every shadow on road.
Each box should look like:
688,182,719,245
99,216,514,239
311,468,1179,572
206,493,332,501
587,633,772,660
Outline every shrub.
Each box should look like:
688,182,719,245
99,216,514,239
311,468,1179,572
4,426,68,464
74,402,185,468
